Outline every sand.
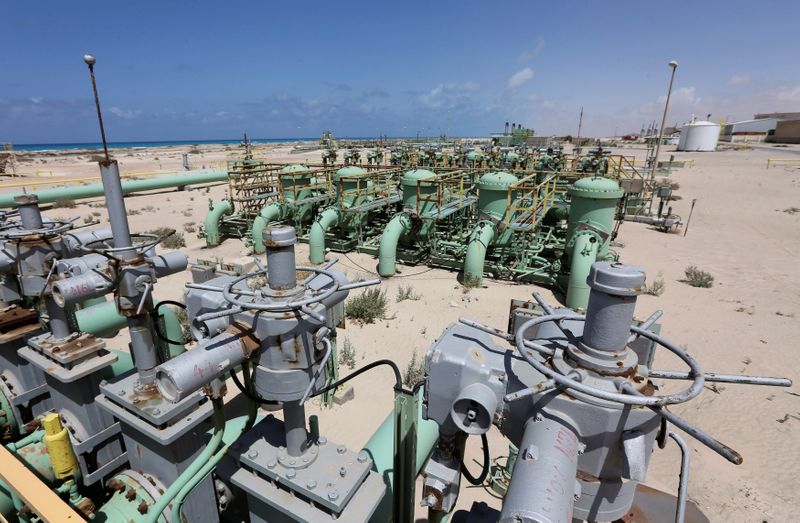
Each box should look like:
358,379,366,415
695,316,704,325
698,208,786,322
3,142,799,521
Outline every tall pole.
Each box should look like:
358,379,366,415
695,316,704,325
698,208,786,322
652,60,678,180
575,106,584,156
83,55,110,162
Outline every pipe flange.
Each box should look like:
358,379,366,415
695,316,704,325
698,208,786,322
117,469,171,520
277,443,320,469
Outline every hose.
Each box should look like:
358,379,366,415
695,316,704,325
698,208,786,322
460,433,490,486
151,300,191,346
312,359,403,398
146,397,226,523
170,400,257,523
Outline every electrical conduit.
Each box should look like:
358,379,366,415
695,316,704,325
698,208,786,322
378,213,412,277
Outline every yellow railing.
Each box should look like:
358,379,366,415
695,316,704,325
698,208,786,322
766,158,800,168
277,166,334,203
415,170,476,221
505,173,558,229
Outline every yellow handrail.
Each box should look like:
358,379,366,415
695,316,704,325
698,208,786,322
766,158,800,168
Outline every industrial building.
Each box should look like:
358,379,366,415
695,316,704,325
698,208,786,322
720,112,800,143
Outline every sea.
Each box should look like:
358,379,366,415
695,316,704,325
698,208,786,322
10,138,320,152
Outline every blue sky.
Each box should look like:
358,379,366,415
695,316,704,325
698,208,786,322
2,0,799,143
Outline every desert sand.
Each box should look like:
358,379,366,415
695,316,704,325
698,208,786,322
3,141,799,521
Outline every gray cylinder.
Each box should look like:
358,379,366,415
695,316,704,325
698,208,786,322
14,194,43,230
99,161,133,254
128,315,159,386
283,400,308,457
155,329,252,402
450,383,497,435
53,270,114,306
264,226,297,290
581,262,645,353
500,417,580,523
148,251,189,278
45,296,71,339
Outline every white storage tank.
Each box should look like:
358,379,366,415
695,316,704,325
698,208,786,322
677,120,720,151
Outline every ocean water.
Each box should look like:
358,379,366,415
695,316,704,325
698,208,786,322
11,138,318,152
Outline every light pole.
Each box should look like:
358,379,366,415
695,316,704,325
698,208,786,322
652,60,678,180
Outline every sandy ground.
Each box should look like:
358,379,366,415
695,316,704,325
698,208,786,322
3,142,799,521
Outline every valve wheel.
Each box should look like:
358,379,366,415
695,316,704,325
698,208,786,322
222,265,341,312
0,218,75,239
514,313,705,407
77,231,169,260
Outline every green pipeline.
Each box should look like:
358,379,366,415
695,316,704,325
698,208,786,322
565,233,599,310
363,396,439,523
378,213,412,277
204,199,233,247
463,222,497,287
309,208,339,264
75,300,186,358
251,203,283,254
0,170,227,209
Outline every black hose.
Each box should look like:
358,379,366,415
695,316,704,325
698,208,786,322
151,300,192,346
311,359,403,399
229,366,279,407
461,432,490,486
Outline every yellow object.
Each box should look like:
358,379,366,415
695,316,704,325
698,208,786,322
42,413,79,480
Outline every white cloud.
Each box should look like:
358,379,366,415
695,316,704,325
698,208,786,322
108,106,141,120
508,67,534,90
519,37,545,61
776,85,800,102
541,100,555,109
417,81,480,109
30,96,42,104
215,111,228,117
729,74,751,86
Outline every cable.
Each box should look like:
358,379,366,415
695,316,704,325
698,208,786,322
461,432,490,486
312,359,403,398
229,365,279,406
151,300,192,346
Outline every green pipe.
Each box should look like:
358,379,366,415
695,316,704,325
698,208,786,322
378,213,412,277
146,397,226,523
171,411,259,523
0,170,227,209
251,203,283,254
75,300,185,357
309,208,339,264
364,391,439,523
463,222,496,287
204,199,233,246
103,349,135,380
565,233,599,310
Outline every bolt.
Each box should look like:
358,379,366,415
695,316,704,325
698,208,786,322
302,456,309,463
357,451,369,463
337,445,346,454
287,470,296,479
421,495,436,508
328,489,339,501
247,450,258,459
319,437,327,445
152,408,160,415
117,389,125,396
267,460,276,469
306,480,317,490
339,466,346,477
290,458,296,465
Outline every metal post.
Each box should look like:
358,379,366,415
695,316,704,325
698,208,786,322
263,226,297,290
99,161,133,253
651,61,679,181
283,400,308,457
13,195,43,230
392,388,418,523
83,55,109,163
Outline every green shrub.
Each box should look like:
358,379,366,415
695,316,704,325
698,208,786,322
684,265,714,288
642,278,665,296
147,227,186,249
345,288,388,324
52,199,76,209
396,284,421,302
403,351,425,388
339,338,357,369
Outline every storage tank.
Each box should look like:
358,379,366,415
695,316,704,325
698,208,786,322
677,120,720,151
477,171,518,221
400,169,437,213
